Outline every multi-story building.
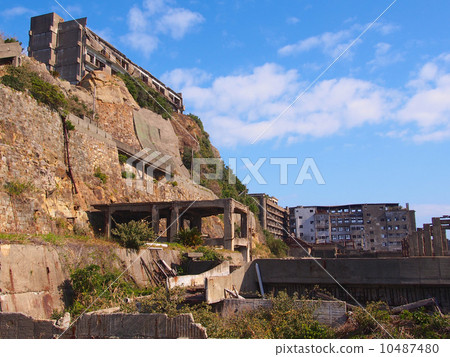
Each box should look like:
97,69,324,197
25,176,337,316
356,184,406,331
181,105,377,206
249,194,290,240
28,12,184,112
289,203,416,252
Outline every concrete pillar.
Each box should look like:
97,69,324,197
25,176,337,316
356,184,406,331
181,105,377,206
224,200,235,251
104,209,111,238
409,231,418,257
417,228,424,256
168,206,180,242
432,217,443,256
240,212,248,238
260,196,267,230
443,228,448,253
423,224,433,256
191,215,202,233
151,206,160,235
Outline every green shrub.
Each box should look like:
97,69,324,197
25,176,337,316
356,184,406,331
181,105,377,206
194,246,224,261
118,153,128,165
29,76,67,111
94,167,107,184
170,181,178,187
176,227,203,247
398,308,450,338
264,229,289,258
64,119,75,131
111,220,155,251
352,301,391,336
1,74,25,91
3,181,34,196
121,171,136,179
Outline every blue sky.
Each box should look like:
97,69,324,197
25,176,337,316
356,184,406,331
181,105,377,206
2,0,450,226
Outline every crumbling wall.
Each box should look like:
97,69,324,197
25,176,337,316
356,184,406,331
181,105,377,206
0,243,181,319
0,312,207,339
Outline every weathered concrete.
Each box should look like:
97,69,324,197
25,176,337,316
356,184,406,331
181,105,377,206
219,299,347,327
0,243,180,319
167,261,229,289
0,312,207,339
68,312,207,339
206,258,450,311
0,42,22,66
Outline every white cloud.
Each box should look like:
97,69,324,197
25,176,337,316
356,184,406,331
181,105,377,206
163,63,397,146
160,68,211,89
122,0,203,56
1,6,34,17
157,8,204,39
278,28,355,57
286,17,299,25
368,42,403,70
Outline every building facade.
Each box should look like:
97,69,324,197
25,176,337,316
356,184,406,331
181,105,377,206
289,203,416,252
28,13,184,112
249,194,289,240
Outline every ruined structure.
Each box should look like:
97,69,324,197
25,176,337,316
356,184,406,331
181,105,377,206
249,194,290,240
409,216,449,257
28,12,184,112
0,41,22,66
92,198,252,261
289,203,416,252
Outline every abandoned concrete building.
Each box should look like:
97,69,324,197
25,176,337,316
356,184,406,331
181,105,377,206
289,203,416,252
409,216,449,257
28,12,184,112
249,194,290,240
0,40,22,67
92,198,252,261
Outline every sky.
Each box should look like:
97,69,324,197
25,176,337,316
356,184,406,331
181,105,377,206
1,0,450,226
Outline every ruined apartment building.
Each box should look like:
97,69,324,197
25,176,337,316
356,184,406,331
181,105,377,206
28,12,184,112
289,203,416,252
249,194,290,240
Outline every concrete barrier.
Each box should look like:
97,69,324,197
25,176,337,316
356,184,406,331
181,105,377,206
168,261,230,289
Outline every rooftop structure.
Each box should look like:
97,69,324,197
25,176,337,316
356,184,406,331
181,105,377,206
28,12,184,112
290,203,416,253
0,41,22,67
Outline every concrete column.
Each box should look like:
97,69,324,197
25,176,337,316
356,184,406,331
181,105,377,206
104,208,111,238
417,228,424,256
432,217,443,256
240,212,248,238
423,224,433,256
261,197,267,230
409,231,418,256
224,200,235,251
152,206,160,235
191,215,202,233
168,206,180,242
442,228,448,253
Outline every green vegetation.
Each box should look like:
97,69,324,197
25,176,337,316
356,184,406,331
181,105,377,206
188,114,259,215
68,264,152,317
263,229,289,258
170,181,178,187
176,227,203,247
0,65,93,118
94,167,107,184
194,246,224,262
116,72,173,119
121,171,136,179
339,302,450,339
3,180,34,197
118,153,128,165
64,119,75,131
111,220,155,251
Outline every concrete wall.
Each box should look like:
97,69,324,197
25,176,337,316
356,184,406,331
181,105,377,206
168,261,229,289
0,312,207,339
219,299,347,327
0,243,181,319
